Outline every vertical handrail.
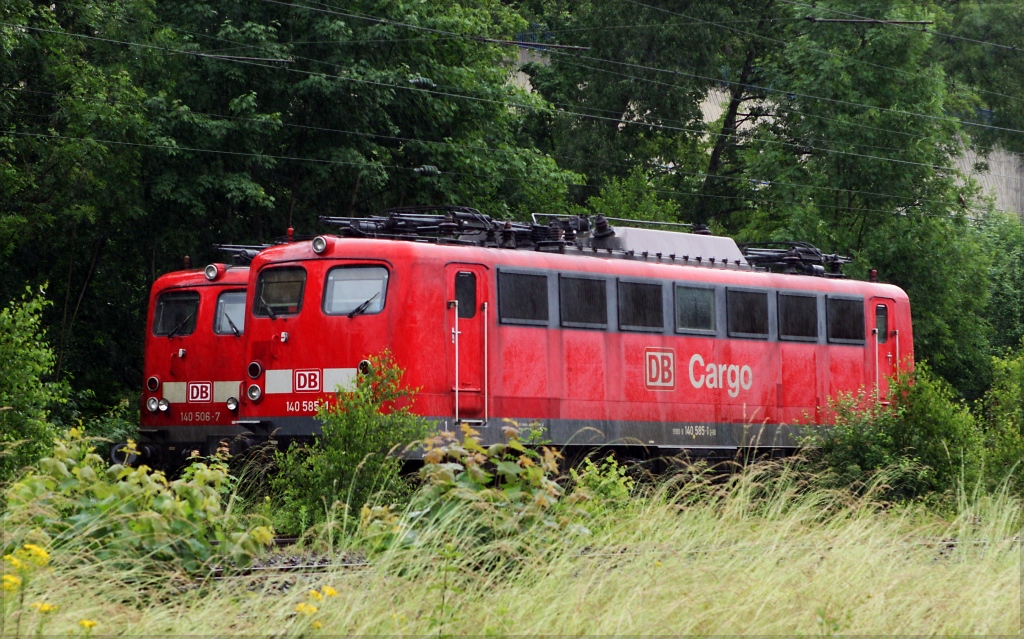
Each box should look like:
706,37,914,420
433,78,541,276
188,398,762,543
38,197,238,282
453,300,459,426
894,329,900,372
482,301,488,424
872,327,879,399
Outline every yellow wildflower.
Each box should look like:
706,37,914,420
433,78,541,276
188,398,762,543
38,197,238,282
295,602,317,615
22,544,50,567
307,589,323,602
655,560,663,567
30,602,57,613
311,622,323,630
4,554,26,571
78,620,97,630
321,585,337,597
2,574,21,591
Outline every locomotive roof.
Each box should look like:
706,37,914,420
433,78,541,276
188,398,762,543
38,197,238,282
250,236,908,301
151,265,249,290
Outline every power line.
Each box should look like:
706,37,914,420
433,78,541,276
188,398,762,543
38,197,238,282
6,18,983,176
14,86,999,211
780,0,1024,54
620,0,1024,107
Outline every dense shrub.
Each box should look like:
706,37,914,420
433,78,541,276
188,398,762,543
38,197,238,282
979,342,1024,495
810,364,984,500
0,288,66,484
270,351,431,535
2,429,272,573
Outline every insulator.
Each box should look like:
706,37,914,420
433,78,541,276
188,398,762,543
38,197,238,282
410,76,436,89
414,165,440,177
593,215,615,239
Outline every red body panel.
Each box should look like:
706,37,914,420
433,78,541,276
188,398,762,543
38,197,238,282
234,237,914,450
140,266,250,457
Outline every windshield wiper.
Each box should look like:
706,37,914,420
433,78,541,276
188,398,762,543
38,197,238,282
167,312,194,338
348,292,380,318
261,295,277,320
223,311,240,337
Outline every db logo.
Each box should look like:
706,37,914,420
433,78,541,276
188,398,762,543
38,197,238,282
645,348,675,390
294,369,321,393
187,381,212,403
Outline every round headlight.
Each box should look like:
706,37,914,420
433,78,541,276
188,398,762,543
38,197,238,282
158,398,171,413
225,396,239,411
146,376,160,392
311,236,328,254
204,264,220,281
146,397,160,413
246,384,262,402
247,361,263,379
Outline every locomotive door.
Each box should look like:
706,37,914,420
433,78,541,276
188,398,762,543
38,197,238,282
871,297,898,401
446,264,488,422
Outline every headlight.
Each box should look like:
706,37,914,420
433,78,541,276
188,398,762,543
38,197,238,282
311,236,328,254
247,361,263,379
226,396,239,411
146,376,160,392
158,398,171,412
146,397,160,413
247,384,262,402
204,264,220,281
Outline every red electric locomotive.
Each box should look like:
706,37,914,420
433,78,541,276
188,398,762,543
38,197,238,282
136,258,252,467
232,207,913,458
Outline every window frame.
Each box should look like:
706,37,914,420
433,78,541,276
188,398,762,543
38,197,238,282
320,265,390,317
777,291,819,343
726,287,770,340
212,289,247,336
674,283,718,336
825,295,867,345
617,278,665,333
558,273,608,330
252,266,307,318
497,269,550,327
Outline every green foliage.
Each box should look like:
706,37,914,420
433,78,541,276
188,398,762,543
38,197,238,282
568,454,635,512
2,429,273,573
0,288,66,484
270,351,430,536
810,365,983,500
979,342,1024,495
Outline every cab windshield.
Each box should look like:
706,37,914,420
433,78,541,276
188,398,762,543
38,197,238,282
214,290,246,335
253,267,306,317
323,266,389,315
153,291,200,337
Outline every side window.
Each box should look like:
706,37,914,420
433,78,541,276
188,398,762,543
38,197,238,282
618,280,663,331
213,290,246,336
455,272,476,319
826,297,865,344
559,275,607,329
153,291,200,337
323,266,389,316
498,271,548,325
727,289,769,339
778,293,818,341
675,285,715,333
253,267,306,317
875,305,888,344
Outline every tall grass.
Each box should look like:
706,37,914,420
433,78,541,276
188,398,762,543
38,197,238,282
4,463,1019,635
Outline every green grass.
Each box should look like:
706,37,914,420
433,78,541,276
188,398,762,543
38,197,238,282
4,465,1020,635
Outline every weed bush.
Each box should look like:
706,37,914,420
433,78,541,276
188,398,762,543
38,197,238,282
0,287,67,484
2,429,272,573
810,364,984,500
270,351,430,535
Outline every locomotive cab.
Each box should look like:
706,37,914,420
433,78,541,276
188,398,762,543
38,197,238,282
134,264,251,469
